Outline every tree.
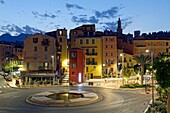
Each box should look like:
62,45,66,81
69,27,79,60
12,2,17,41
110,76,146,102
122,67,133,79
153,53,170,113
133,54,150,84
4,54,19,73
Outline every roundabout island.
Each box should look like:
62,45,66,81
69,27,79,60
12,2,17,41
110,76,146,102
26,90,101,107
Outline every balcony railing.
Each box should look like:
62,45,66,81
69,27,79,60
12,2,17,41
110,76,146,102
86,62,97,65
136,45,145,47
86,53,98,56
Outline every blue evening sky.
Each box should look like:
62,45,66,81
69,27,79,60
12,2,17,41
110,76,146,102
0,0,170,36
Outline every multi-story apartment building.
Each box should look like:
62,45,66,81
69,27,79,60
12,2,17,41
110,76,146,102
69,48,85,83
0,42,14,71
0,42,24,72
133,31,170,57
75,36,103,79
22,33,57,85
102,35,117,77
69,24,97,48
45,28,68,73
70,25,103,79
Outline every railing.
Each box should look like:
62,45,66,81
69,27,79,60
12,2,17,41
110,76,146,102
86,53,98,56
86,62,97,65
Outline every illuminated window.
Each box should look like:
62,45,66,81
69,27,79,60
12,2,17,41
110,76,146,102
59,31,62,35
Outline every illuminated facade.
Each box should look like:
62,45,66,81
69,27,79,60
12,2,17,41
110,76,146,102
46,28,68,73
102,35,117,77
69,48,85,83
22,33,57,85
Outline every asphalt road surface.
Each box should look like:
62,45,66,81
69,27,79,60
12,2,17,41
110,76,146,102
0,86,150,113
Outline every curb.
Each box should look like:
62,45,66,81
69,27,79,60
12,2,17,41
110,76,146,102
26,90,103,107
143,100,152,113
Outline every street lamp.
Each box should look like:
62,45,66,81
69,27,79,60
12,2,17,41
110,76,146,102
146,49,154,107
120,53,124,85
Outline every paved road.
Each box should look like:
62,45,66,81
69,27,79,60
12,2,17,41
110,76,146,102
0,86,150,113
0,76,10,89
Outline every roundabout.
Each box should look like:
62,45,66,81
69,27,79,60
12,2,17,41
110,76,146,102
26,90,101,106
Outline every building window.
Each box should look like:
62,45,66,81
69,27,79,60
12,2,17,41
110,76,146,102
80,39,83,44
70,63,76,68
111,45,113,48
34,54,37,59
73,63,76,68
86,58,90,64
153,42,156,46
148,42,151,46
105,38,108,42
166,48,169,53
59,38,62,42
72,72,75,75
111,52,113,56
92,39,95,44
34,46,37,51
92,58,95,63
106,45,108,48
44,54,47,59
111,60,114,64
86,67,88,72
160,42,163,46
110,37,114,41
59,31,62,35
106,52,108,56
86,39,89,44
33,38,38,43
166,42,168,46
138,49,140,54
94,66,96,70
71,52,76,58
86,49,89,54
44,47,48,51
92,49,95,54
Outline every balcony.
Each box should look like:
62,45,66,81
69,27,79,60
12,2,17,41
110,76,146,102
86,62,97,65
136,45,145,47
41,39,50,46
86,53,98,56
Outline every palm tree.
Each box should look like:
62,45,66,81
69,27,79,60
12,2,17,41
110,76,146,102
133,54,151,84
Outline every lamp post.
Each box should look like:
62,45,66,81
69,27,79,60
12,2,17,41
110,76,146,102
120,53,124,85
146,49,154,107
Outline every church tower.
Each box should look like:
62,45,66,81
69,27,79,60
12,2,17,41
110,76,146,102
117,18,122,37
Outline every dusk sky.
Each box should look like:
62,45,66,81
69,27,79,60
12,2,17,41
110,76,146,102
0,0,170,36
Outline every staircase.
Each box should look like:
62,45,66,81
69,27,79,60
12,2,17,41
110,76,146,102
61,74,69,85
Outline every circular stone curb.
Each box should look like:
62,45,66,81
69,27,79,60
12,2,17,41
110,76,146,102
26,90,102,106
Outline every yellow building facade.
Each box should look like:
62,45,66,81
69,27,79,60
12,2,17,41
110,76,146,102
75,37,103,79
